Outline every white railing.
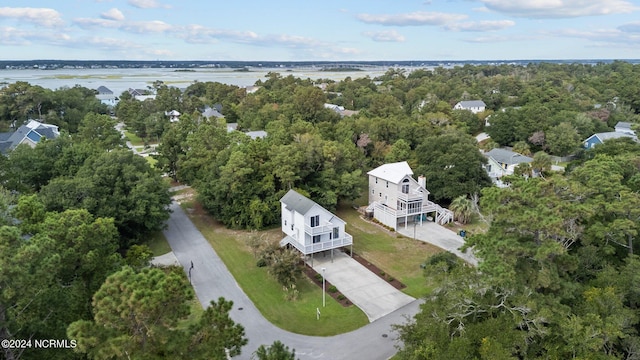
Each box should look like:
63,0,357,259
281,234,353,255
371,201,453,225
397,191,424,202
304,223,334,236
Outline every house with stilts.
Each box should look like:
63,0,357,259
366,161,452,230
279,190,353,265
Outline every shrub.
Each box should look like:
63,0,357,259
256,258,267,267
337,294,346,300
315,273,323,281
328,285,338,293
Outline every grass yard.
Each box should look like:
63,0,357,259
182,200,369,336
124,130,145,146
336,205,443,299
143,230,172,256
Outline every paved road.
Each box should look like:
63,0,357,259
163,201,421,360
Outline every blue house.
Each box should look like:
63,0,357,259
584,132,637,149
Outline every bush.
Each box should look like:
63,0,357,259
379,271,385,276
315,273,323,281
337,294,346,300
328,285,338,293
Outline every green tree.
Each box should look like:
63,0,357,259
449,195,473,224
68,267,247,360
546,122,581,156
253,341,298,360
68,266,194,359
40,149,171,246
415,130,492,203
76,112,124,150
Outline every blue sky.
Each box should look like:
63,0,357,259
1,0,639,61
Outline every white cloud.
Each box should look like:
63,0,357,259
0,26,72,46
0,7,64,27
480,0,638,18
546,27,640,45
179,24,259,44
101,8,125,21
619,21,640,33
445,20,515,32
464,34,541,43
128,0,171,9
362,30,406,42
122,20,172,33
356,11,467,26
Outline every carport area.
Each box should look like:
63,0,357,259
397,221,478,265
307,251,415,322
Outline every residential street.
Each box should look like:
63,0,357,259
163,201,421,360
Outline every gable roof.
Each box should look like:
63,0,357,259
0,120,60,155
280,189,317,215
456,100,486,108
367,161,413,184
615,121,632,130
589,132,638,143
96,86,113,95
486,148,533,165
202,106,224,119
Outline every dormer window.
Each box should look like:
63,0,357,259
402,178,410,194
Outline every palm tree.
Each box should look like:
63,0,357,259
449,195,473,224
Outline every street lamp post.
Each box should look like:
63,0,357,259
322,267,326,308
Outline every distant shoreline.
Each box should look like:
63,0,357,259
1,59,639,71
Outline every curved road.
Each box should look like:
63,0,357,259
163,201,421,360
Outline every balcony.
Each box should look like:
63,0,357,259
281,233,353,255
304,223,334,236
397,191,424,202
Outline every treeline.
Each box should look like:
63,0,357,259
142,62,640,229
396,138,640,359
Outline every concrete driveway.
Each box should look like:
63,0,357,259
397,222,478,265
163,201,420,360
308,251,415,322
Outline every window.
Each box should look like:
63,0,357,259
371,189,374,195
379,193,382,198
310,215,320,227
386,181,388,188
313,235,321,243
284,220,287,226
333,227,339,239
402,184,409,194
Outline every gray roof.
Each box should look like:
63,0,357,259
592,132,637,142
280,189,317,215
246,130,267,139
202,107,224,118
96,86,113,95
0,120,60,155
457,100,486,108
486,148,533,165
615,121,632,130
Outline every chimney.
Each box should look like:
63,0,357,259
418,175,426,188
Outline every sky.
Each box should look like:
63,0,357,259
1,0,640,61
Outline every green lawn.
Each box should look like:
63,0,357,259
182,201,368,336
143,230,172,256
123,130,144,146
336,205,443,299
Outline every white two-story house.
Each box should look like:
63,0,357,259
366,161,452,230
280,190,353,261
